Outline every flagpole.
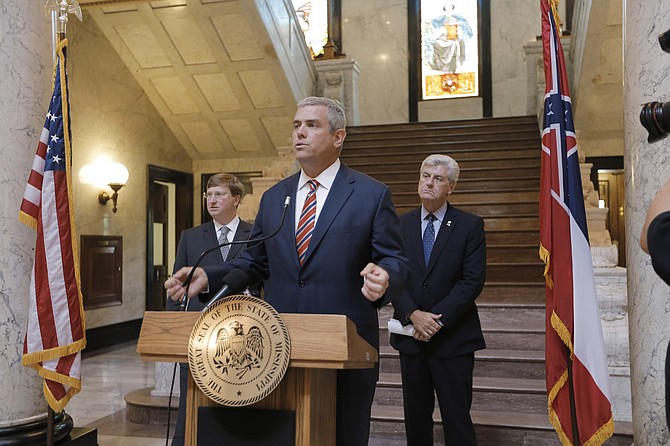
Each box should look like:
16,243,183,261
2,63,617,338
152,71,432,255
47,406,55,446
46,3,80,445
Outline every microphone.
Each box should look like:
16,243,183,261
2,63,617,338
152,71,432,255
203,269,250,310
178,195,291,310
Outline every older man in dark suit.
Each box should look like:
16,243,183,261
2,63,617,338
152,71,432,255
391,154,486,446
166,97,407,446
167,173,254,446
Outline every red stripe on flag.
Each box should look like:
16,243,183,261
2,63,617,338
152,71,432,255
34,216,59,351
54,171,84,340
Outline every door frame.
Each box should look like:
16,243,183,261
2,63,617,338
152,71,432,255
146,165,193,311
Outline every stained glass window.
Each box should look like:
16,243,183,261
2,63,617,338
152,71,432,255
292,0,329,58
421,1,479,100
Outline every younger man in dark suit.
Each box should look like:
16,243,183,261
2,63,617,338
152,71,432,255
390,154,486,445
167,173,254,446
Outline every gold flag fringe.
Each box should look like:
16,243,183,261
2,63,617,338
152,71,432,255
548,0,563,36
539,242,553,288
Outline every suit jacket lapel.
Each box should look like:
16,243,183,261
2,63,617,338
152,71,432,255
425,204,458,274
202,221,223,262
279,174,301,268
301,164,354,267
407,209,427,274
228,221,251,259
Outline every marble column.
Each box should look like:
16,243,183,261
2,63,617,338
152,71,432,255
624,1,670,444
0,0,60,441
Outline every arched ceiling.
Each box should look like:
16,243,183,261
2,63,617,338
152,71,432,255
79,0,309,160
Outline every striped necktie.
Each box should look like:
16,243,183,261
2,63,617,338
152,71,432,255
218,226,231,261
296,180,318,266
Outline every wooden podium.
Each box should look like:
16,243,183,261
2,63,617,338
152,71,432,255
137,311,378,446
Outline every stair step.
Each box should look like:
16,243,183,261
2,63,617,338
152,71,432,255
479,306,544,326
385,179,540,192
379,346,546,379
367,166,540,182
348,115,538,133
486,229,539,245
396,201,540,217
370,405,633,446
347,155,541,171
375,373,547,414
480,216,539,230
474,349,545,379
390,188,539,203
486,263,546,283
342,144,540,160
479,283,545,302
482,322,545,350
400,202,540,218
347,120,539,139
344,135,539,148
487,245,539,262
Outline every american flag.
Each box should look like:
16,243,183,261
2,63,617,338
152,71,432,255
539,1,613,445
19,38,86,412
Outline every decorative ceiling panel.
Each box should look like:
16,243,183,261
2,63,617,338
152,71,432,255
180,121,224,153
193,73,241,112
85,0,311,160
151,0,187,8
151,77,200,114
239,70,284,109
102,5,138,13
220,119,262,152
161,17,217,65
114,23,172,68
261,116,292,148
210,14,263,61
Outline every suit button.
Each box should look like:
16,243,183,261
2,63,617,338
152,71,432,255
299,280,306,288
422,283,428,288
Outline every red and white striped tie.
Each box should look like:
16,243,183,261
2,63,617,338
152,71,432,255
296,180,318,266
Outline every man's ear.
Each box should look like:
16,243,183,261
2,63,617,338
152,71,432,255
332,128,347,149
447,182,457,195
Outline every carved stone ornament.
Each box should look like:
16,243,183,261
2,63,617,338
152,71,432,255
188,294,291,407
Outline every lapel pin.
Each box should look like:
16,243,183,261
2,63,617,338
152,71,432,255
446,220,452,227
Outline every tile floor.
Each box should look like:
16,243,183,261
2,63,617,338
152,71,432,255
66,341,406,445
67,342,171,446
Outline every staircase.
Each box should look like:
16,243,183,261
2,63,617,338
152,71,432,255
340,116,633,445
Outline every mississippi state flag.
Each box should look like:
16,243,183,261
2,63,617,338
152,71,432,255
19,38,86,412
539,1,613,444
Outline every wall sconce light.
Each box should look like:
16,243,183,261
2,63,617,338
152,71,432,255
98,163,129,213
80,159,129,213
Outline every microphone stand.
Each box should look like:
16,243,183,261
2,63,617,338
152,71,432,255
178,196,291,311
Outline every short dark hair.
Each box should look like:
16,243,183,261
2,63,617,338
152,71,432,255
206,173,244,198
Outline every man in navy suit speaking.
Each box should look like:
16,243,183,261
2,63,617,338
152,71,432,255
167,173,255,446
390,154,486,445
165,97,407,446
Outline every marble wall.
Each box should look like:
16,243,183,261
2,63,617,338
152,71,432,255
623,0,670,443
0,0,55,425
342,0,408,124
341,0,544,124
67,12,191,328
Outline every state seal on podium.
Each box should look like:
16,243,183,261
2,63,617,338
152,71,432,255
188,294,291,407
